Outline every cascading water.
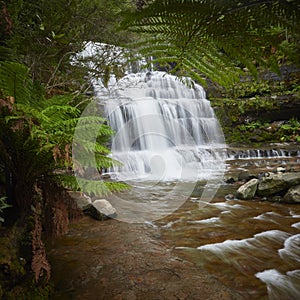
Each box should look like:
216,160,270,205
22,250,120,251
99,71,226,182
64,48,300,298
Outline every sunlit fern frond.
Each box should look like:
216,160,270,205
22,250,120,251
55,174,129,196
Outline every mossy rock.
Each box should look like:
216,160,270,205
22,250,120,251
0,220,52,299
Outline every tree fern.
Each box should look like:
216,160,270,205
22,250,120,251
56,174,129,196
0,61,128,213
121,0,300,87
0,61,34,103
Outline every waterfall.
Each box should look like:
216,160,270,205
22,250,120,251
98,71,226,182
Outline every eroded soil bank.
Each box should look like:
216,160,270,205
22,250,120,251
47,216,242,300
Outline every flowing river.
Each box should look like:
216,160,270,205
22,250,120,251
153,154,300,299
48,153,300,299
50,71,300,299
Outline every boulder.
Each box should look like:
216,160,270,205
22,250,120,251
283,185,300,203
67,191,92,211
225,194,235,200
276,167,286,173
225,177,235,184
87,199,117,220
236,178,259,200
269,195,284,203
238,171,252,182
257,172,300,197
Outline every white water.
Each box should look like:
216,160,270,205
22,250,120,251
256,269,300,300
99,71,226,181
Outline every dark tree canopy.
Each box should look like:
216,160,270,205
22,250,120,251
3,0,135,91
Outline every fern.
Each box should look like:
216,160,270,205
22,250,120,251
0,197,11,223
1,61,128,213
55,174,129,196
121,0,300,87
0,61,35,103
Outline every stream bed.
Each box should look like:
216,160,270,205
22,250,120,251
48,152,300,299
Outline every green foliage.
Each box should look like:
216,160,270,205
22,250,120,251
231,81,271,98
210,66,300,145
0,61,127,213
74,42,135,89
121,0,300,88
0,1,134,296
0,223,53,299
238,121,266,132
56,174,129,197
4,0,135,93
278,118,300,142
0,230,27,287
0,197,10,223
0,61,36,104
223,118,300,144
213,96,278,124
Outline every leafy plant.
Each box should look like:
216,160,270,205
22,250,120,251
279,118,300,142
4,0,136,95
0,61,127,215
0,197,10,223
238,121,264,131
121,0,300,88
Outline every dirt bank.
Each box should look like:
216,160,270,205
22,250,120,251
47,216,243,300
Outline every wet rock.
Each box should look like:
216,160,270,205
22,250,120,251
48,217,243,300
238,171,251,182
225,177,235,184
257,172,300,197
236,178,259,200
277,167,286,173
87,199,117,220
238,171,256,182
225,194,235,200
270,195,284,203
283,185,300,203
67,191,92,211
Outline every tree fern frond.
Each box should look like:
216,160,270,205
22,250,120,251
41,105,81,120
75,140,111,155
54,174,81,191
0,60,125,213
95,155,121,169
14,103,48,122
182,56,235,87
75,122,114,139
0,46,14,62
45,118,80,134
41,94,75,107
0,61,33,103
55,174,129,196
74,115,109,126
121,0,300,87
104,181,130,193
72,151,121,169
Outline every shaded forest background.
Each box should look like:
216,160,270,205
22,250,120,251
0,0,299,298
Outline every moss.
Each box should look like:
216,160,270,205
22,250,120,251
4,281,53,300
0,219,52,299
0,233,26,277
209,68,300,145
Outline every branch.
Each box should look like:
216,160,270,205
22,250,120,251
46,51,76,91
